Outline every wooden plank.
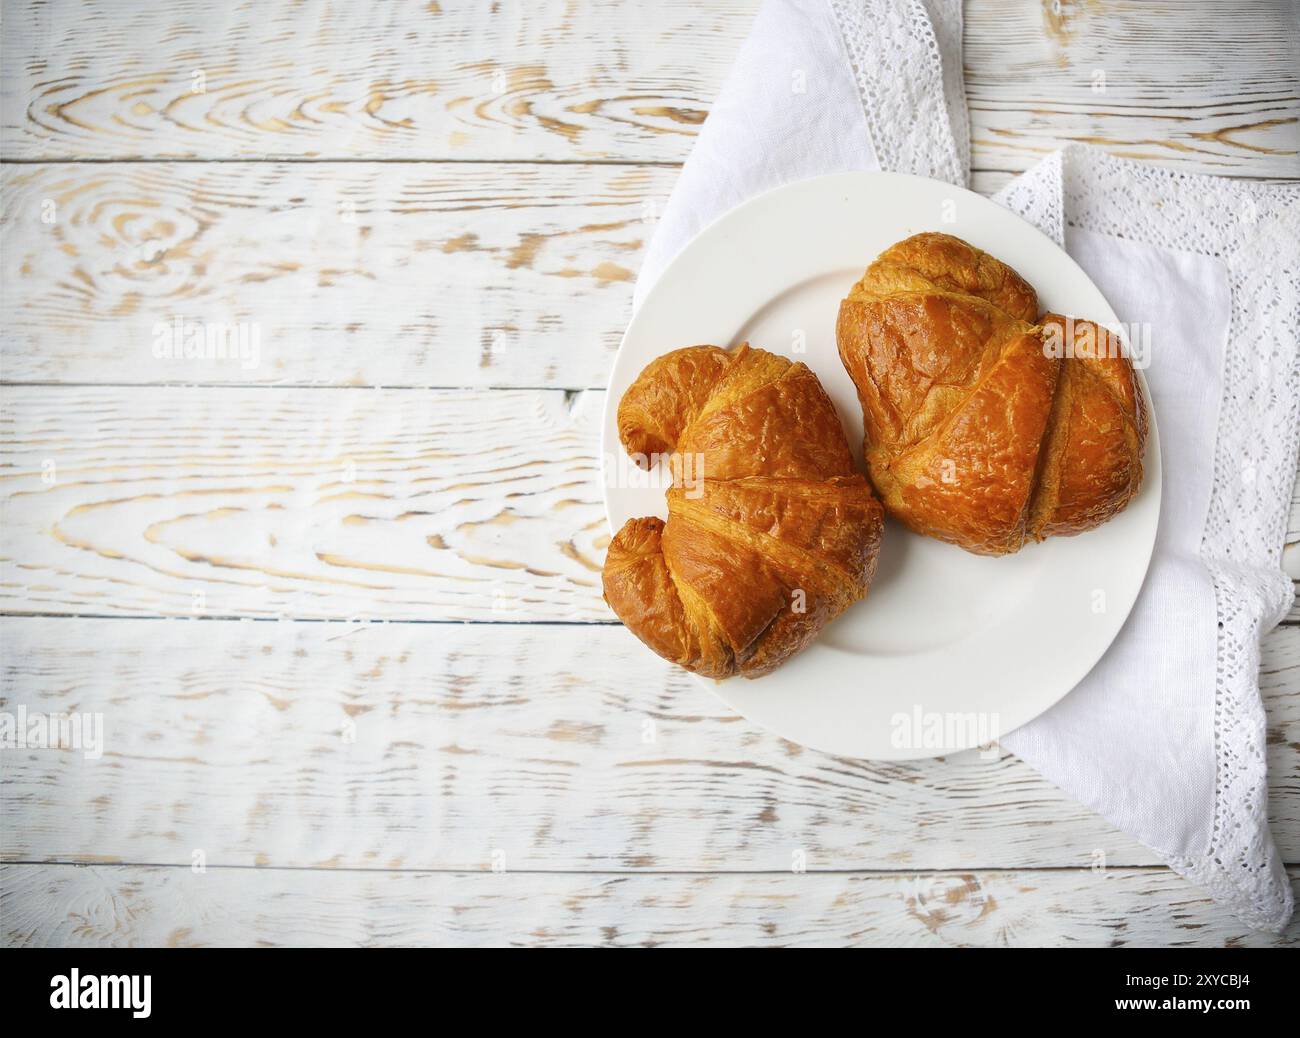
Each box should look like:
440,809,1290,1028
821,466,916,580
0,385,610,620
3,863,1295,947
2,0,1295,178
0,161,660,388
966,0,1300,179
0,0,753,163
0,160,1004,391
1,617,1296,870
2,384,1297,620
5,161,1300,405
2,385,1300,621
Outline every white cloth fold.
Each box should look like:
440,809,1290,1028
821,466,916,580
633,0,1300,930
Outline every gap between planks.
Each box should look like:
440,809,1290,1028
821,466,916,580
8,859,1211,878
6,860,1285,879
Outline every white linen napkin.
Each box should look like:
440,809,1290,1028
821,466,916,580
631,0,1300,931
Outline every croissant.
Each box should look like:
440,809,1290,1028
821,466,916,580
836,232,1147,556
602,344,884,678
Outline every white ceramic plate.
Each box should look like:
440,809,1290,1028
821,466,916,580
601,171,1161,760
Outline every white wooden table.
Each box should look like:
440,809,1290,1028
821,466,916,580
2,0,1298,947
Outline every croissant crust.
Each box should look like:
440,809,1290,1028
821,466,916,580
836,232,1147,556
603,344,884,678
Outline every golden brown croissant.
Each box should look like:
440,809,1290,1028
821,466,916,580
603,344,884,678
836,232,1146,556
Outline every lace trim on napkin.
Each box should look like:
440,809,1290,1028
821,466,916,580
1000,147,1300,933
827,0,967,186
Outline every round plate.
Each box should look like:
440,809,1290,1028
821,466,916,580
601,171,1161,760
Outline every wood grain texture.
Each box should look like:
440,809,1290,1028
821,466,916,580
1,617,1297,870
0,162,659,388
966,0,1300,179
0,0,747,162
3,863,1296,947
3,163,1300,393
2,0,1296,177
3,385,1298,621
0,385,608,620
2,0,1299,950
